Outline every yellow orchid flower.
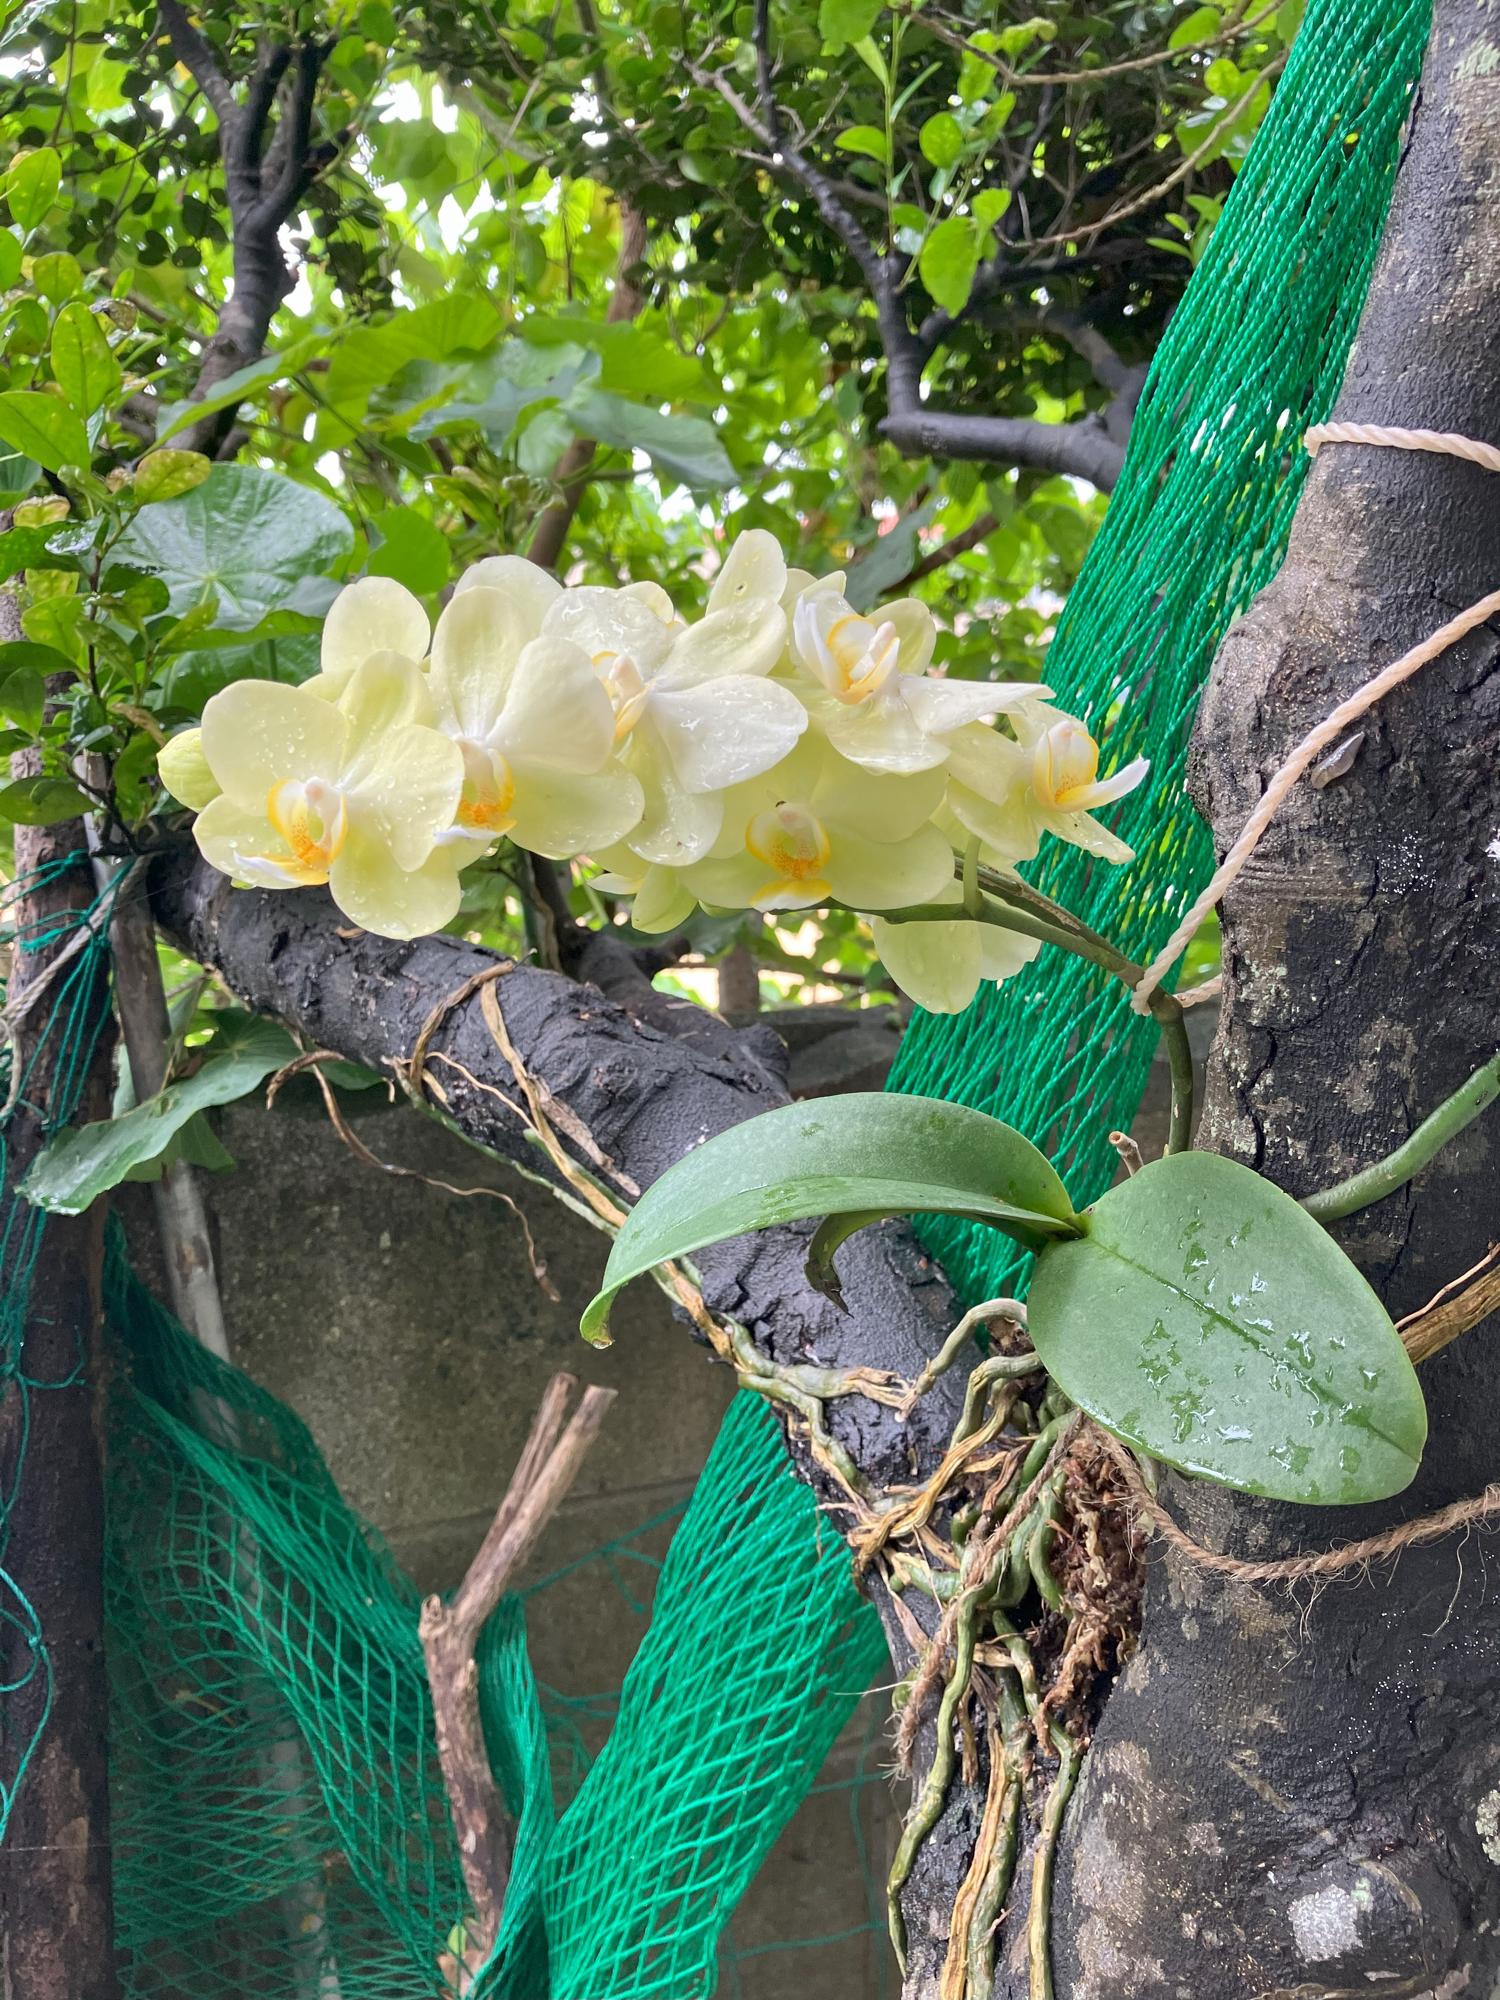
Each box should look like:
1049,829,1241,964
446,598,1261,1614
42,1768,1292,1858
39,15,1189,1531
541,575,805,868
157,727,220,810
590,845,699,934
790,581,1049,775
870,883,1041,1014
303,575,432,700
681,737,951,915
944,708,1148,865
190,653,465,940
426,585,643,858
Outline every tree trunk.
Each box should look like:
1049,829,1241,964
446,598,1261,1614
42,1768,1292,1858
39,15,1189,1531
0,801,119,1996
1049,9,1500,1996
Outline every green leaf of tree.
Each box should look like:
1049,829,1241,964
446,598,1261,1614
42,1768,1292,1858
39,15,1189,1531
21,1015,298,1213
566,389,737,491
0,390,90,473
580,1093,1080,1344
918,214,982,317
50,302,122,416
919,112,965,170
154,337,318,443
0,774,93,824
114,464,353,630
1027,1152,1427,1504
6,145,60,232
819,0,881,50
836,125,889,164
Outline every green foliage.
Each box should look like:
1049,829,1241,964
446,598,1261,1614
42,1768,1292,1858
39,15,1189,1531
582,1097,1427,1505
581,1093,1079,1344
0,0,1287,978
20,1012,297,1213
1027,1152,1426,1504
115,465,353,628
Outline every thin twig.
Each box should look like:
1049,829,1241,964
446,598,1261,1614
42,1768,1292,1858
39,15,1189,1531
420,1374,614,1962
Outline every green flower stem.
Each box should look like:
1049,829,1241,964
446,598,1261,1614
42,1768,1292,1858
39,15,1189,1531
878,882,1198,1155
1302,1048,1500,1223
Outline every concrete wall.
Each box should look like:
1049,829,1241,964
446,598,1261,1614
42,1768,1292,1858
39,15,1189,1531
127,1077,898,1998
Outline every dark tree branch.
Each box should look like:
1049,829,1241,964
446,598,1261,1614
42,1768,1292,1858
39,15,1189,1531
156,2,331,457
156,0,233,123
698,18,1134,490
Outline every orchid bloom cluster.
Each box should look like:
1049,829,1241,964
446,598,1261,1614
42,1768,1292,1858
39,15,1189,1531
159,534,1147,1013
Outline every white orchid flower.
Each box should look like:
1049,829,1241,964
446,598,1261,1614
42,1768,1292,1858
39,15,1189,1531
191,653,465,939
944,707,1148,865
681,737,951,915
426,586,643,859
871,883,1041,1014
790,583,1048,776
305,575,432,700
540,580,807,868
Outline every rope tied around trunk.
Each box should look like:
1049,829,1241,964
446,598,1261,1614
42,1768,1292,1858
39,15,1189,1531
1097,1426,1500,1583
1133,423,1500,1012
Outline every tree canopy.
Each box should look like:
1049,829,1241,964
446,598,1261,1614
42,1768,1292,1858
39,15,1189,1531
0,0,1282,988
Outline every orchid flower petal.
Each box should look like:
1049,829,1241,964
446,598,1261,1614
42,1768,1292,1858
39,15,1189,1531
321,577,430,691
498,635,618,772
328,828,465,940
823,822,955,910
506,765,644,858
429,586,532,739
661,600,788,687
454,555,561,638
646,675,807,794
200,680,348,812
708,530,787,614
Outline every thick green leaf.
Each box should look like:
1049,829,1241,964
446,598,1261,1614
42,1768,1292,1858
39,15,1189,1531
21,1015,296,1213
1027,1152,1427,1505
580,1093,1079,1345
566,389,736,491
114,464,353,630
836,124,889,164
919,112,965,170
133,448,212,503
0,666,41,733
0,390,90,473
50,303,122,416
366,506,449,594
520,315,704,401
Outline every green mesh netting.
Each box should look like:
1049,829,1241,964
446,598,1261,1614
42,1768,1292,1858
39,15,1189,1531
0,3,1435,1992
887,0,1432,1303
103,1223,886,1998
0,859,118,1834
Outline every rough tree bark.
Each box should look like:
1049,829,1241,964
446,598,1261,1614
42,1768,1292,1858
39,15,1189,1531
1050,10,1500,1997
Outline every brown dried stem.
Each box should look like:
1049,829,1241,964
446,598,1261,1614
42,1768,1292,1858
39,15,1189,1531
420,1372,615,1960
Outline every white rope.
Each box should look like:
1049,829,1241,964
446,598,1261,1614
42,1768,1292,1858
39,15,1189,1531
1132,426,1500,1014
1304,421,1500,475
